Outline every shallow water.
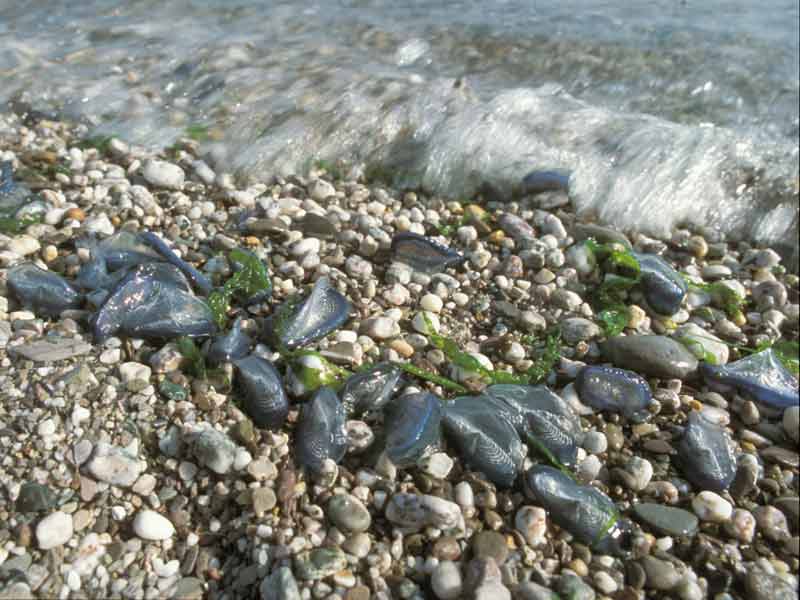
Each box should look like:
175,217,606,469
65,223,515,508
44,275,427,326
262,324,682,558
1,0,798,259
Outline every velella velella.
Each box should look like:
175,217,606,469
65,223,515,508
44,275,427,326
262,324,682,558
575,366,655,423
207,317,253,364
701,349,798,409
521,169,570,194
91,263,215,343
295,386,348,474
0,160,31,215
340,362,403,416
633,252,687,316
93,231,162,272
526,465,632,555
140,231,213,294
485,384,584,468
675,411,737,493
384,392,443,467
7,263,82,317
233,355,289,430
390,232,465,274
442,395,525,487
264,276,350,350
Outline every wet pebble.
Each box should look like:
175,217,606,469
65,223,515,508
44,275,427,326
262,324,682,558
640,555,681,591
328,494,372,533
632,503,699,537
431,561,463,600
142,159,184,190
471,530,508,565
692,491,732,522
515,505,547,547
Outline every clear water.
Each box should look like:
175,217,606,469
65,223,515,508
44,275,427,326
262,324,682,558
1,0,798,260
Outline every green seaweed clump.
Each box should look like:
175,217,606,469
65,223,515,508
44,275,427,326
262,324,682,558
206,249,272,328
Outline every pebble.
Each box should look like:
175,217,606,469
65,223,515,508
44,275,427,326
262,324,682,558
420,293,444,313
35,511,73,550
385,493,463,531
361,316,400,340
640,555,681,591
142,159,184,189
557,573,596,600
633,503,699,537
582,431,607,454
185,427,238,475
252,488,277,516
753,506,791,542
431,561,462,600
328,494,372,533
471,530,508,565
7,235,40,257
782,406,799,444
614,456,653,491
561,317,601,344
85,442,143,488
692,491,733,522
418,452,454,479
119,361,152,385
724,508,756,543
132,510,175,541
514,506,547,547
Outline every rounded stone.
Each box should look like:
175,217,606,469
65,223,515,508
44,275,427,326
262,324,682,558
142,159,184,190
691,491,732,523
36,511,73,550
515,506,547,547
328,494,371,533
132,510,175,541
632,503,699,537
431,561,463,600
471,530,508,565
640,555,681,591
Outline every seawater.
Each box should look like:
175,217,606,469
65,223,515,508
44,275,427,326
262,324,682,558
1,0,798,260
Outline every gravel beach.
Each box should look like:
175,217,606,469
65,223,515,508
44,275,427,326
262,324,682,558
0,111,797,600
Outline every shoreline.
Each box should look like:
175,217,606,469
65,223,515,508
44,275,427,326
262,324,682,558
0,111,798,600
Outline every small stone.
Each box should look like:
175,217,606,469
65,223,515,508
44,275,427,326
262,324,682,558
431,561,462,600
783,406,799,444
385,493,463,532
85,442,142,487
745,568,797,600
310,179,336,201
582,431,607,455
613,457,653,492
593,571,618,595
632,503,699,537
36,511,73,550
723,508,756,543
132,510,175,541
185,427,238,475
421,294,444,313
557,573,596,600
471,530,508,565
328,494,371,533
418,452,454,479
9,338,92,362
515,506,547,547
753,506,791,542
475,582,512,600
361,316,400,340
561,318,601,344
142,159,184,189
692,491,732,522
16,483,56,513
252,488,277,517
412,311,440,334
7,235,40,257
119,361,152,386
294,548,347,580
515,582,560,600
640,555,681,591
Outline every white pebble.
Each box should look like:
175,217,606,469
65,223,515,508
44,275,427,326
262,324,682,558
431,561,463,600
418,453,454,479
420,294,444,313
133,510,175,541
142,159,184,190
118,362,151,385
783,406,799,444
515,506,547,547
412,311,440,334
692,491,732,523
36,511,73,550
